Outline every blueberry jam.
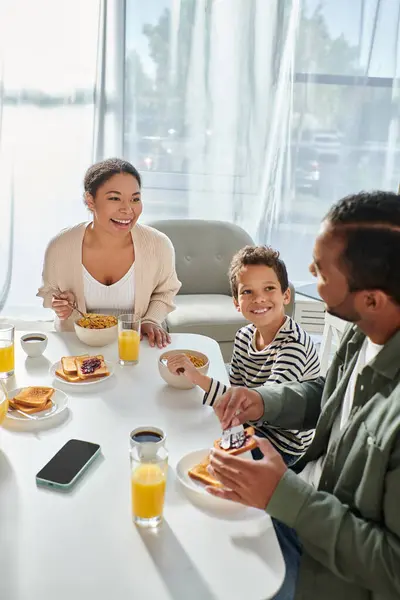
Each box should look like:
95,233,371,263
81,358,101,374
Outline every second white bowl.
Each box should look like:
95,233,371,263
158,349,209,389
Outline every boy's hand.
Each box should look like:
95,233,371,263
167,354,199,384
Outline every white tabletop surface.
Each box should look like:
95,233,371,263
0,331,284,600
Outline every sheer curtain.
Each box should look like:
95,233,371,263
1,0,400,316
123,0,400,284
0,0,100,318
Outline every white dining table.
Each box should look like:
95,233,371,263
0,330,285,600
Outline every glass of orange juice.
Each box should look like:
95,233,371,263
118,314,141,366
0,380,8,426
130,426,168,528
0,324,14,379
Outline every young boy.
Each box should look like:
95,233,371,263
167,245,320,464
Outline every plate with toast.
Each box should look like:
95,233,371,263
7,386,68,421
176,427,256,498
50,354,114,386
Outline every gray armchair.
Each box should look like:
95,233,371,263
148,219,295,362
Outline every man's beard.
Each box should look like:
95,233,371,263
325,292,361,323
326,305,355,322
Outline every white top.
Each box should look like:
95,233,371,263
0,331,284,600
300,337,383,488
82,263,135,315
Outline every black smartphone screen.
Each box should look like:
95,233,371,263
36,439,100,485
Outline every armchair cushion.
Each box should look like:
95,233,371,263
166,294,248,342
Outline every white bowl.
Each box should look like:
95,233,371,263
73,320,118,347
20,333,48,357
158,349,209,389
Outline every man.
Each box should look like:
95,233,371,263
207,191,400,599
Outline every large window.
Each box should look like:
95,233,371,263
273,0,400,281
124,0,277,223
0,0,99,315
2,0,400,315
124,0,400,283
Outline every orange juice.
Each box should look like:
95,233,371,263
0,341,14,375
0,395,8,425
119,330,140,362
0,380,8,424
131,463,166,519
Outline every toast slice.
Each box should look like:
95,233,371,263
214,426,257,455
9,398,53,414
75,355,109,380
55,368,106,383
188,457,223,489
55,368,81,383
13,386,55,408
61,354,89,375
188,427,257,489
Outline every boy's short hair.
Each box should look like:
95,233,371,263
229,245,289,300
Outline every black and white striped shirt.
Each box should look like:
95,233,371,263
204,317,320,456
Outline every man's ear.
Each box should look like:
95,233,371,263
361,290,387,313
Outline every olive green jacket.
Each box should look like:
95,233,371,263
258,325,400,599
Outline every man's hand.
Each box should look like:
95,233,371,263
206,437,287,509
51,291,75,320
214,386,264,430
141,322,170,348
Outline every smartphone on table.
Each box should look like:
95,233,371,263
36,439,101,490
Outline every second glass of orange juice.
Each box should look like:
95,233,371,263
130,427,168,528
0,324,15,379
118,314,141,366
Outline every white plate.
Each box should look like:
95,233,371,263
176,448,268,521
176,448,250,502
49,360,114,386
177,448,254,496
7,388,68,421
176,448,214,496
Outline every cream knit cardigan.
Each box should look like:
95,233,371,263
37,222,181,332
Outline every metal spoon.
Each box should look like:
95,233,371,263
51,287,91,320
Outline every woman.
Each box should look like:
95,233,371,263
37,158,181,348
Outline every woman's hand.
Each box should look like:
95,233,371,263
51,291,75,321
141,322,170,348
167,354,199,384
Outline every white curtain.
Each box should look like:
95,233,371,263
1,0,400,316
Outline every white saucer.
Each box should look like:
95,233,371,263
49,360,114,386
7,388,68,421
